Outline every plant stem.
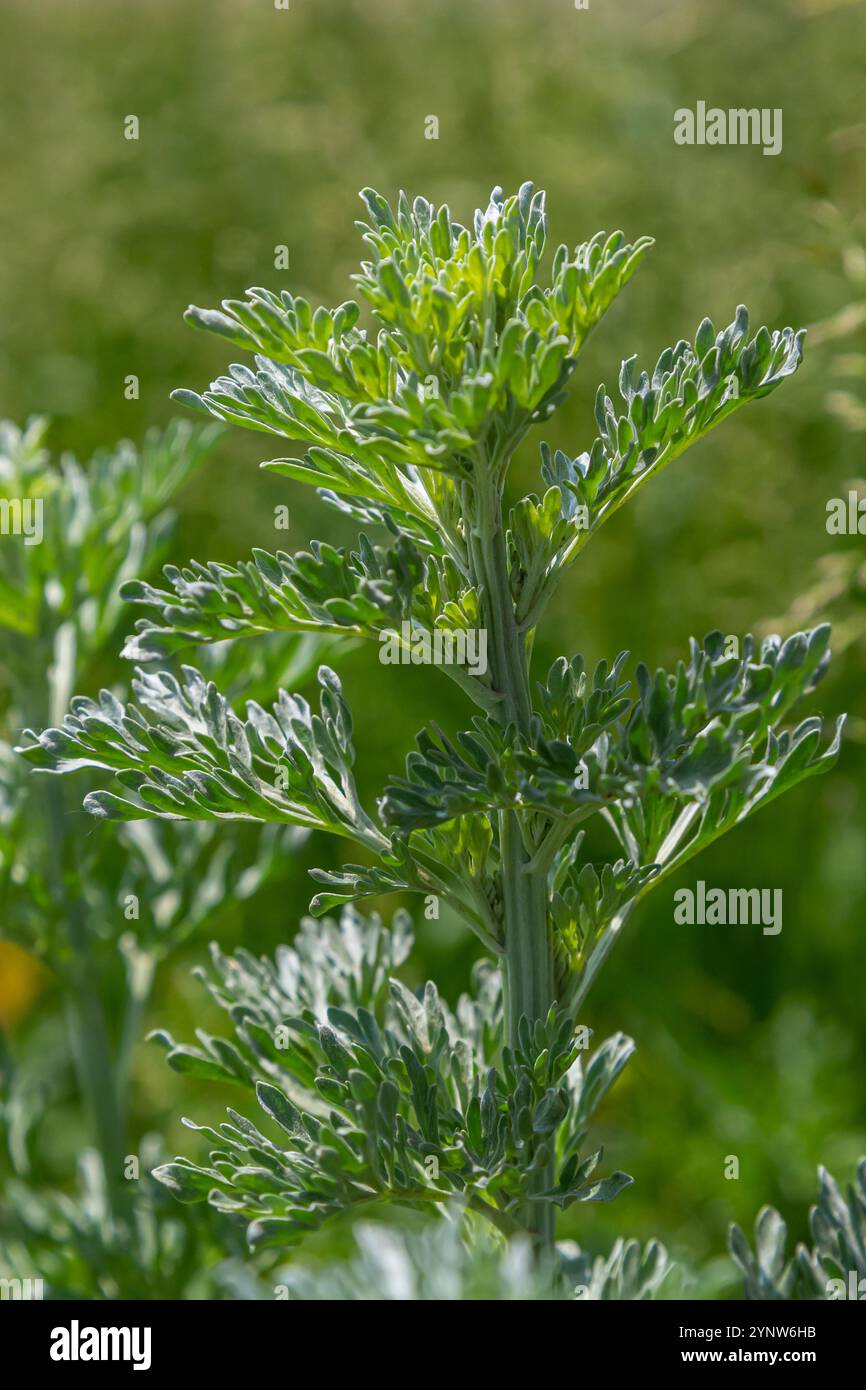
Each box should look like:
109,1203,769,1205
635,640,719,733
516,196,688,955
472,465,556,1252
45,781,128,1218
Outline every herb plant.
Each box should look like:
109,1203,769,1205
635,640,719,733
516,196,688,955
20,184,845,1278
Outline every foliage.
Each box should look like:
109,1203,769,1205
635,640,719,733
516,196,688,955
729,1158,866,1301
563,1234,675,1301
149,908,632,1247
266,1216,555,1301
0,417,322,1296
15,180,847,1279
0,1139,239,1301
22,186,840,973
218,1216,673,1301
1,0,863,1298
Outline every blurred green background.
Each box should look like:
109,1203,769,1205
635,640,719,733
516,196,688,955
1,0,864,1291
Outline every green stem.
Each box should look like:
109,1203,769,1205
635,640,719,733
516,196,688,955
499,814,554,1045
471,465,556,1252
117,942,156,1102
45,782,128,1217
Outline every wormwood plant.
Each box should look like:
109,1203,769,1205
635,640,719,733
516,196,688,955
22,185,844,1274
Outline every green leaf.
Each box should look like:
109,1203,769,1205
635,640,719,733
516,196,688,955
534,306,805,615
120,535,423,658
18,665,387,849
255,1082,304,1138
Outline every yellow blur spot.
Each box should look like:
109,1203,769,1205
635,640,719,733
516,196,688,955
0,941,45,1031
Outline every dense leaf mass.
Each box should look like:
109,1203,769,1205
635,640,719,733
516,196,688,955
150,908,633,1246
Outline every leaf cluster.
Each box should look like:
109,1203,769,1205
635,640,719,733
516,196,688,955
729,1159,866,1300
150,907,633,1247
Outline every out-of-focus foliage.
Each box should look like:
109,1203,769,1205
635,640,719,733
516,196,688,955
0,1139,241,1300
729,1157,866,1300
268,1218,556,1301
217,1216,675,1301
0,415,328,1296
